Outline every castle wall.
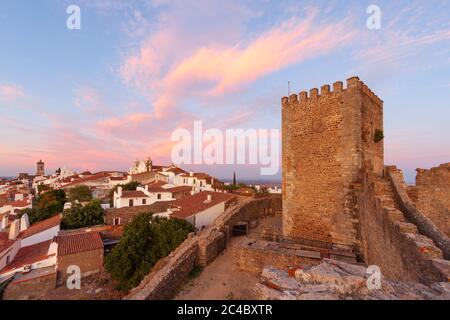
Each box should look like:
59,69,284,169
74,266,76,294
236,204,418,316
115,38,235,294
410,163,450,238
282,77,383,246
357,167,450,285
124,197,281,299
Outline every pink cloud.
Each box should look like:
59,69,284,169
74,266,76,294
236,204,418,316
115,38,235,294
96,112,152,132
168,18,355,97
0,83,25,102
120,10,356,119
74,87,106,114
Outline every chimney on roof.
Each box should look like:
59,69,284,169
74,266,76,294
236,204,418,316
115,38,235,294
9,219,20,240
205,194,212,203
118,186,123,197
20,213,30,232
1,215,7,230
145,185,148,192
190,172,194,177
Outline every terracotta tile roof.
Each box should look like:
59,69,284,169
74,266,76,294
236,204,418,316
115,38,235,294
109,176,128,181
0,240,52,273
145,181,171,193
179,172,214,183
121,190,148,198
4,199,31,208
169,191,236,219
54,232,103,256
0,232,15,254
18,214,61,239
63,172,110,187
162,167,188,175
166,185,193,193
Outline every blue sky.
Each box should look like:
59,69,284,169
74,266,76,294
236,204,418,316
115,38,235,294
0,0,449,182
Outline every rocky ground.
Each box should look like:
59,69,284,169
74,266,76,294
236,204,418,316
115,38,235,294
254,259,450,300
41,271,125,300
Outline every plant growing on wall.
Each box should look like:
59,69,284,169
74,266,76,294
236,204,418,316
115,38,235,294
374,129,384,143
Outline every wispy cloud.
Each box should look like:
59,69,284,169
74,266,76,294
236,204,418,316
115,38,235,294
120,5,356,119
0,83,25,102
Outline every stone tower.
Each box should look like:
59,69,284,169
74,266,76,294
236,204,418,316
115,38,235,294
282,77,384,247
36,159,45,176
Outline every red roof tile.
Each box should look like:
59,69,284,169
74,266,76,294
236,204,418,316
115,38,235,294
4,199,31,208
0,232,15,254
63,172,110,187
170,191,236,219
54,232,103,256
109,176,128,181
163,167,188,175
18,214,61,239
166,186,193,193
144,181,170,193
0,240,52,273
121,190,148,198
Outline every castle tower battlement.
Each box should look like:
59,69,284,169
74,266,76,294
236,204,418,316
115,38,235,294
282,77,383,107
282,76,384,246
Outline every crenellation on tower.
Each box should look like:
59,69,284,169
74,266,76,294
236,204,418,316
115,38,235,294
299,91,308,103
333,81,343,92
320,84,330,95
289,93,298,103
309,88,319,99
282,77,384,247
283,78,383,108
346,76,360,88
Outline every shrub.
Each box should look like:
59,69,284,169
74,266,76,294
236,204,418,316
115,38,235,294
374,129,384,143
61,200,104,230
68,185,93,203
105,213,194,291
20,189,67,224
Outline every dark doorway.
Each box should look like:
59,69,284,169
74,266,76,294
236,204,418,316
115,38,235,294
232,222,248,237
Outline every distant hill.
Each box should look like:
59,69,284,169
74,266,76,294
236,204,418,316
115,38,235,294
0,176,14,180
221,178,281,187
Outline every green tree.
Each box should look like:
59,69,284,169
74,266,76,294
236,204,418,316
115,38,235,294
68,185,93,203
20,189,67,224
61,200,104,230
105,213,194,291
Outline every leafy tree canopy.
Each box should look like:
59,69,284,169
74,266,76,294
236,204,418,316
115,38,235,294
20,189,67,224
68,185,93,203
61,200,104,230
105,213,194,291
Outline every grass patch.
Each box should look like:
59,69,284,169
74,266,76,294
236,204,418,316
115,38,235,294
188,265,204,279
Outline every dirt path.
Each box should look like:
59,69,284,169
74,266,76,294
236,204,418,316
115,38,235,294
175,237,259,300
175,214,282,300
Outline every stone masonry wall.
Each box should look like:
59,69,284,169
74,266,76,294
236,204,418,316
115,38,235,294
125,234,199,300
233,239,321,274
56,249,104,282
3,269,57,300
282,77,383,246
124,196,281,299
357,167,450,285
409,163,450,238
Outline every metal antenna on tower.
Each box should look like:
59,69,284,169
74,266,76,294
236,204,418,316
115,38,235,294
288,81,291,97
